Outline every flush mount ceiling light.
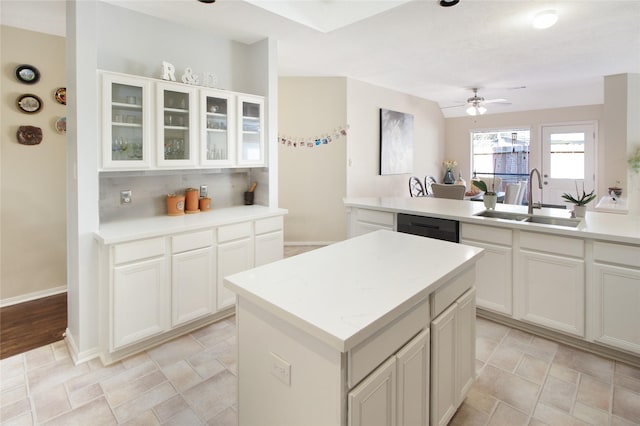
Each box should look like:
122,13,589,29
198,0,216,3
439,0,460,7
533,10,558,29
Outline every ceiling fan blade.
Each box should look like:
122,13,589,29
483,99,511,105
440,104,466,109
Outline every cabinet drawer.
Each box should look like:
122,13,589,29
520,231,583,258
218,222,252,243
357,209,394,227
431,265,474,318
255,216,283,235
348,298,429,389
172,229,214,254
461,223,512,246
113,237,165,264
594,241,640,268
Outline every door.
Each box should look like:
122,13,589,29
156,82,197,167
217,238,253,309
172,246,215,326
348,356,397,426
200,89,235,166
430,303,457,426
541,123,596,206
396,329,429,426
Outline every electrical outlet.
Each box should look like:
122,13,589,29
200,185,208,198
269,352,291,386
120,190,132,204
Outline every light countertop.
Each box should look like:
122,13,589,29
224,230,483,352
95,205,288,244
344,197,640,245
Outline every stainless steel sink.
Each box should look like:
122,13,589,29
474,210,530,221
474,210,582,228
522,216,582,227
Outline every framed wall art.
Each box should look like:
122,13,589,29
379,108,414,175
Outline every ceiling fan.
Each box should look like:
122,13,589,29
444,88,512,116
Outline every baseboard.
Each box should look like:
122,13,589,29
64,328,101,366
285,241,335,246
0,286,67,308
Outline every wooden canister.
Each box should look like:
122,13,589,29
199,197,212,211
166,194,185,216
185,188,200,213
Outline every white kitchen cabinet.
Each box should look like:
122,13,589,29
156,81,198,167
171,230,216,327
217,222,253,310
101,72,152,170
200,89,236,167
254,216,284,266
518,232,585,337
461,223,513,315
348,356,397,426
110,238,169,350
592,242,640,355
431,286,476,426
237,94,264,166
348,328,430,426
348,208,395,237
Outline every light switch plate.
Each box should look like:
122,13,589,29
200,185,208,198
269,352,291,386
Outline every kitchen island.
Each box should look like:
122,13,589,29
344,197,640,367
224,230,483,426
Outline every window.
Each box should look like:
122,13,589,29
471,129,530,189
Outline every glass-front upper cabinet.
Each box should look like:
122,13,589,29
101,73,151,169
200,89,236,167
156,82,197,167
237,95,264,166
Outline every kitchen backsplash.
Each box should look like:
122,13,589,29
99,169,268,223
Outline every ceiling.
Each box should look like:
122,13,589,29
2,0,639,117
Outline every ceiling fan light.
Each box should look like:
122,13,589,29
477,105,487,115
533,10,558,29
466,106,477,116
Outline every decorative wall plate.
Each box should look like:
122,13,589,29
55,87,66,105
15,64,40,84
17,94,42,113
17,126,43,145
55,116,67,134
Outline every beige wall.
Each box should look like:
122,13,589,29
1,25,67,304
346,79,445,198
444,105,607,199
278,77,348,244
279,77,446,244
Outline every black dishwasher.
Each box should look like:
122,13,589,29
397,213,459,243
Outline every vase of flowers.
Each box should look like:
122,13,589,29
443,160,457,184
561,181,597,217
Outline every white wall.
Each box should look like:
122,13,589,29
444,105,605,199
346,79,445,198
1,25,67,304
278,77,347,244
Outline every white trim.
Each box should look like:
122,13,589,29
0,286,67,308
64,328,101,366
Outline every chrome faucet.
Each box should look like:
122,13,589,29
528,168,543,214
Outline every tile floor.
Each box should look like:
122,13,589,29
1,245,639,425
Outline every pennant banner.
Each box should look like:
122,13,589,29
279,125,349,148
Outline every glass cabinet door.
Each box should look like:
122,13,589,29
237,95,264,166
200,89,235,166
156,83,197,167
102,73,151,169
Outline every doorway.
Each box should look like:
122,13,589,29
541,122,596,206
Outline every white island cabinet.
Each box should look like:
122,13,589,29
224,230,483,426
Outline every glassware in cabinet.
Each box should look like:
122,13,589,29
237,95,264,166
156,83,197,167
101,73,151,169
200,89,235,166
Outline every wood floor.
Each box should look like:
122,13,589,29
0,293,67,359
